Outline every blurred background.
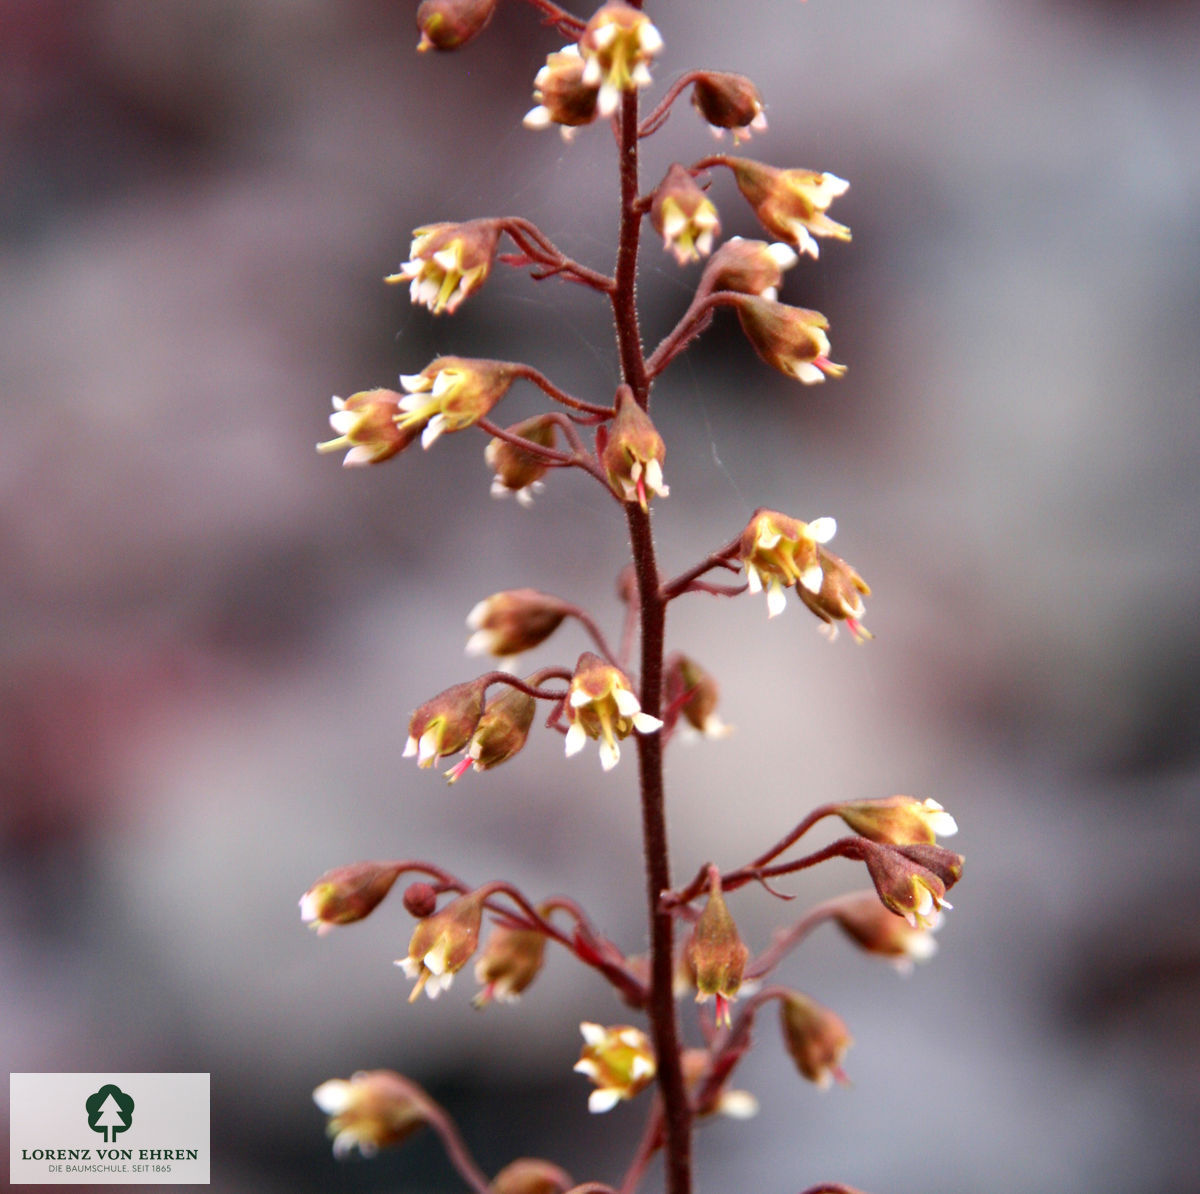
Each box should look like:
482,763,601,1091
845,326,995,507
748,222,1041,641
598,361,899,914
2,0,1198,1191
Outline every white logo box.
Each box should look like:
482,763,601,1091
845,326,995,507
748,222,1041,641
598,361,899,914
10,1074,209,1185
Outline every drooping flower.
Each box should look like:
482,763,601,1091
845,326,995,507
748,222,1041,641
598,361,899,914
796,545,872,640
664,653,731,739
445,685,537,784
316,389,419,466
397,890,485,1001
403,678,487,769
701,236,797,301
386,220,500,314
834,796,958,846
396,357,519,449
299,862,403,935
650,163,720,265
313,1070,431,1158
485,414,561,506
573,1022,656,1112
563,652,662,771
473,921,547,1006
415,0,498,51
578,3,663,119
686,867,748,1026
831,893,942,974
734,295,846,384
727,157,850,259
778,992,853,1089
466,589,569,659
690,71,768,143
739,509,837,618
523,45,600,140
862,843,954,930
600,388,669,510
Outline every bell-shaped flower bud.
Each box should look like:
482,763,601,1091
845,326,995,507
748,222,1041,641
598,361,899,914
490,1159,572,1194
316,389,420,467
650,164,720,265
573,1022,657,1112
398,889,486,1001
524,45,600,139
564,652,663,771
600,389,669,510
665,653,731,739
578,2,663,118
467,589,570,659
387,219,500,314
778,992,853,1089
686,867,749,1026
701,236,797,301
862,843,952,929
734,295,846,384
726,157,850,259
313,1070,431,1158
486,414,561,506
796,546,872,641
691,71,768,143
447,684,538,783
832,893,942,973
739,509,838,618
416,0,497,51
300,861,403,935
473,921,548,1006
403,678,487,769
835,796,958,846
397,357,519,449
894,842,965,891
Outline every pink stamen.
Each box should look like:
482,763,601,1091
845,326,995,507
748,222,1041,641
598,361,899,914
446,756,473,784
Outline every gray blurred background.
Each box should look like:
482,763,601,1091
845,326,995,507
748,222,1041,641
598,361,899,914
2,1,1198,1191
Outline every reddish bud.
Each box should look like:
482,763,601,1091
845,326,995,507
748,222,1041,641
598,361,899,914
466,589,569,658
416,0,498,51
600,389,668,510
691,72,768,142
486,414,561,506
473,922,547,1006
448,685,538,783
701,237,797,300
796,546,872,641
524,45,600,139
832,894,941,972
404,678,488,769
735,295,846,385
650,164,720,265
398,890,486,1001
490,1159,572,1194
686,866,748,1025
299,862,403,934
665,653,730,739
779,992,853,1089
403,882,439,919
727,157,851,259
834,796,958,846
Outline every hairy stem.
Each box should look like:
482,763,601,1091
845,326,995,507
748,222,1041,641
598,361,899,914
611,81,693,1194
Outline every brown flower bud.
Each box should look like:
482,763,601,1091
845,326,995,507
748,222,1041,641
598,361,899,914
398,889,486,1001
862,842,952,929
416,0,498,51
490,1159,572,1194
735,295,846,384
665,653,730,739
691,71,768,142
701,237,797,300
796,546,872,641
726,157,851,258
316,389,419,467
686,866,748,1025
473,921,547,1005
403,678,488,769
650,164,720,265
524,45,600,139
299,862,403,934
779,992,852,1089
834,796,958,845
447,685,538,783
313,1070,431,1158
486,414,561,505
466,589,569,658
600,388,668,510
831,894,941,971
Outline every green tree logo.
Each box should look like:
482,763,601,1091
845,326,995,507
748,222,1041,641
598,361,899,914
85,1084,135,1143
